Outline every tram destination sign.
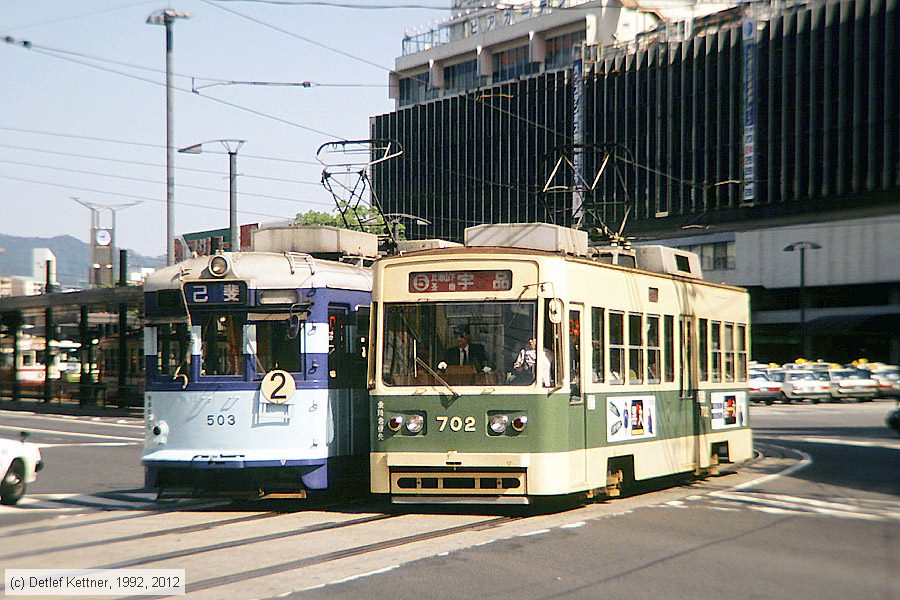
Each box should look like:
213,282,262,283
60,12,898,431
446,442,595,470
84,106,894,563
184,281,248,305
409,270,512,293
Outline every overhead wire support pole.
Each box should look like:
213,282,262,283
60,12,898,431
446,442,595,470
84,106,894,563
147,8,191,266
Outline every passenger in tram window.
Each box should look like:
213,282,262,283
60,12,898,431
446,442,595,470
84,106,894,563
437,329,490,372
510,338,553,386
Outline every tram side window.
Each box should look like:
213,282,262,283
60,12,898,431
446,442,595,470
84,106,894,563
647,315,660,384
663,315,675,382
724,323,735,382
710,321,722,382
156,323,189,377
628,313,643,384
608,312,625,384
199,313,244,376
737,324,748,381
698,318,709,381
253,320,301,375
591,307,604,383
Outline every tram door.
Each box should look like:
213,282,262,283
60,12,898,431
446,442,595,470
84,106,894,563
568,306,588,487
680,316,705,471
328,305,351,456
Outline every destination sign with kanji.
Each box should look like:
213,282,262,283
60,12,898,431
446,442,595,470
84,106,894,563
184,281,248,305
409,270,512,293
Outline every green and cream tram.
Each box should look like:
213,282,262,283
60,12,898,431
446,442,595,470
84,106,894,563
369,223,752,504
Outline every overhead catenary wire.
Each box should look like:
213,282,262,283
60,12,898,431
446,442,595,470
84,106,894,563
0,159,327,201
0,147,323,186
0,126,322,166
0,173,328,219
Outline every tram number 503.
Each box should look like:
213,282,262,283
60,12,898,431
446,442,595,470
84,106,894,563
436,415,476,432
207,414,236,426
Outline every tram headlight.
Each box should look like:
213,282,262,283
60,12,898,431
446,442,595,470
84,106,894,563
387,415,404,432
208,255,230,277
512,415,528,432
405,414,425,434
489,414,509,434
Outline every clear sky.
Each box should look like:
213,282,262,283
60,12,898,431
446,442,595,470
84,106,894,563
1,0,449,258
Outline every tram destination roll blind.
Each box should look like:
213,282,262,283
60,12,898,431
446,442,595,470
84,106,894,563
409,270,512,293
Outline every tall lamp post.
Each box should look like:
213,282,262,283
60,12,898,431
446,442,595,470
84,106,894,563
783,241,822,358
179,139,245,252
147,8,191,266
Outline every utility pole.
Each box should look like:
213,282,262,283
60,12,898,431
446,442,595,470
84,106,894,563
179,139,245,251
147,8,191,265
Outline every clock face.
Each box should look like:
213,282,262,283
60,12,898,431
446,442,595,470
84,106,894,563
95,230,112,246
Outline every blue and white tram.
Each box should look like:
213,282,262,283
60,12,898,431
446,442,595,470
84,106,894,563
142,234,373,497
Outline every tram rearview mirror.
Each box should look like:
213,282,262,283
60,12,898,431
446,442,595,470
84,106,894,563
547,298,564,324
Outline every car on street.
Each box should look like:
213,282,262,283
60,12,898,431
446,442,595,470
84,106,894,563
0,432,44,506
816,369,879,402
749,370,783,405
855,365,900,399
777,369,832,403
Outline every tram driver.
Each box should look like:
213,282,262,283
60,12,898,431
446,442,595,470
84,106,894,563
437,329,492,373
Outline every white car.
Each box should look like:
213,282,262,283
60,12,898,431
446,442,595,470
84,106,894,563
819,369,879,402
0,433,44,505
777,369,832,403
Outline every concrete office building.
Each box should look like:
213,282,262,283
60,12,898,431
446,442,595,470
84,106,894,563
371,0,899,363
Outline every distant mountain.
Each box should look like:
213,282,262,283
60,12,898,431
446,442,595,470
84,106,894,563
0,233,164,287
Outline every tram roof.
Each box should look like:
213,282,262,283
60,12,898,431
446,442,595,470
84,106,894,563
377,246,747,293
144,251,372,293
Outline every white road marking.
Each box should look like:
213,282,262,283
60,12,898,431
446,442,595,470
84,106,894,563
0,424,141,442
724,444,813,491
0,410,143,429
560,521,585,529
36,442,139,448
519,528,551,537
293,565,400,595
762,434,900,450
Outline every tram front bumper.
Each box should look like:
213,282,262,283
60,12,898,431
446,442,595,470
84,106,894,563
372,451,531,501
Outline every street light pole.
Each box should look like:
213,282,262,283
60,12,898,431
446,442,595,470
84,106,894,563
178,139,245,251
147,8,191,266
783,241,822,358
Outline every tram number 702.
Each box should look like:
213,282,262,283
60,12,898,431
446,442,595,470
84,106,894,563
206,414,236,426
436,415,476,432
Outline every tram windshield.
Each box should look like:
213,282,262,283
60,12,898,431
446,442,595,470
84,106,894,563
252,319,301,375
155,322,190,378
198,313,244,376
382,301,540,387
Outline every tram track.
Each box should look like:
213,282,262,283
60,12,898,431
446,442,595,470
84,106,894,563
127,514,521,599
0,510,283,561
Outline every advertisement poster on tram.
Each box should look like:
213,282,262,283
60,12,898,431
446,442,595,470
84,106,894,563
607,395,657,442
710,391,748,429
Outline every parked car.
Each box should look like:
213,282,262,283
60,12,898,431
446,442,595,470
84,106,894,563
855,365,900,400
750,371,783,405
817,369,878,402
778,369,832,403
0,432,43,505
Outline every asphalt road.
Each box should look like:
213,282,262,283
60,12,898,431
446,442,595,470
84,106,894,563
0,400,897,599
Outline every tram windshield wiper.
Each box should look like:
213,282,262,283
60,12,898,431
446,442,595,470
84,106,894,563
415,356,459,399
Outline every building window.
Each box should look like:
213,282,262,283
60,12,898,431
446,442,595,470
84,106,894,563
609,311,624,384
546,30,586,70
444,59,480,94
591,307,604,383
681,241,736,271
493,44,537,82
